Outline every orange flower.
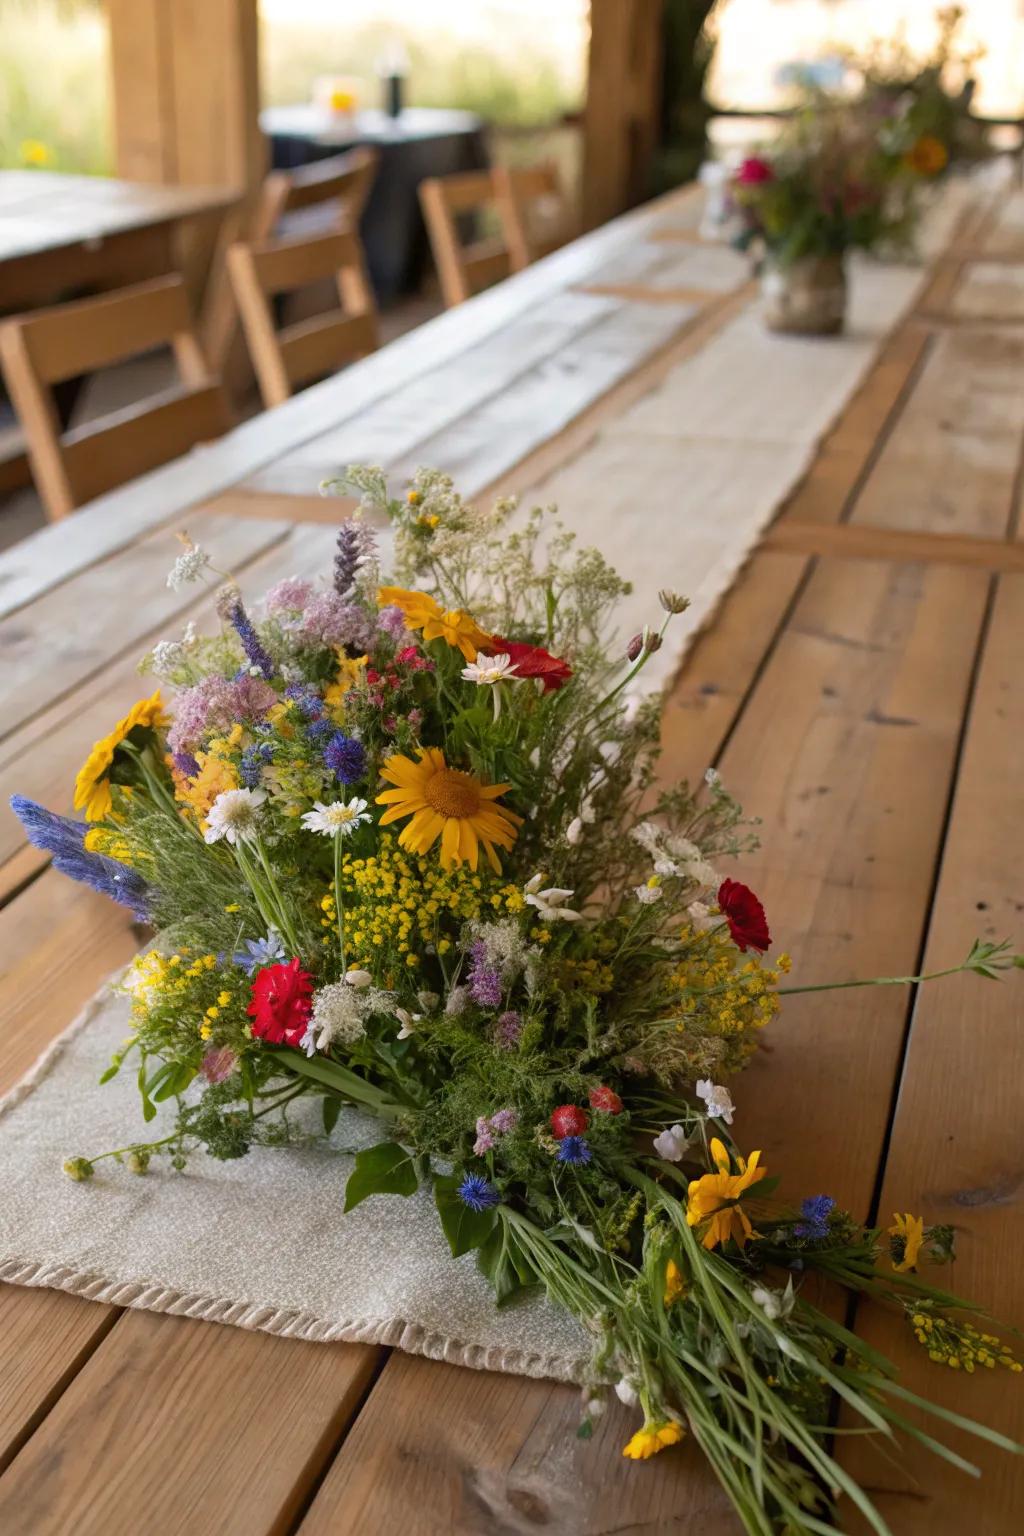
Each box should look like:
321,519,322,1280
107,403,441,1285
905,136,948,177
686,1138,767,1251
378,586,491,662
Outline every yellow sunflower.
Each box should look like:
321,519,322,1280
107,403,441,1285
376,747,522,872
73,690,167,821
378,586,492,662
686,1137,767,1251
889,1212,925,1273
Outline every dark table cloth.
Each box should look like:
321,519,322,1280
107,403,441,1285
261,106,489,304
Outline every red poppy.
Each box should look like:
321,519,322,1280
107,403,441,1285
736,156,774,186
247,958,314,1047
717,879,771,954
551,1104,589,1138
492,638,572,693
589,1085,623,1115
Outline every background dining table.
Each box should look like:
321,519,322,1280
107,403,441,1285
0,176,1023,1534
261,105,489,301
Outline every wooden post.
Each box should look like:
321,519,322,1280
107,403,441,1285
106,0,265,193
582,0,663,230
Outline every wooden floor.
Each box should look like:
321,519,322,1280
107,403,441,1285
1,180,1023,1533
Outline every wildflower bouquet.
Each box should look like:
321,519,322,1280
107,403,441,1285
15,467,1023,1536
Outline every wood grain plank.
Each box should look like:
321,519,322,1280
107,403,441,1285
763,519,1024,572
841,573,1024,1533
0,1310,381,1536
850,326,1024,537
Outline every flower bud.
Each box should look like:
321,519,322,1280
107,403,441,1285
63,1157,95,1182
127,1150,150,1176
658,589,690,615
627,628,663,662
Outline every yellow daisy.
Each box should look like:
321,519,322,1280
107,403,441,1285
324,653,368,719
686,1137,767,1251
73,690,167,821
376,747,522,872
889,1212,926,1273
378,586,492,662
622,1420,685,1460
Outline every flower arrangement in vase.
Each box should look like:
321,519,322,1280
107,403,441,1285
730,103,933,336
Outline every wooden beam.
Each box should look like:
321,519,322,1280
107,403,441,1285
582,0,663,230
106,0,265,194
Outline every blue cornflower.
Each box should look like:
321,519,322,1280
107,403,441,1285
233,932,288,976
457,1174,500,1212
284,683,324,720
556,1136,592,1167
324,731,366,785
794,1194,835,1241
239,743,273,789
306,717,335,742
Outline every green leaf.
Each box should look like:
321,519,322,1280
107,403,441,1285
151,1062,196,1102
137,1062,156,1123
343,1141,418,1212
435,1174,497,1258
98,1061,121,1085
477,1224,523,1306
322,1096,342,1136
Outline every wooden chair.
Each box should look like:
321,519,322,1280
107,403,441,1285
418,170,512,308
205,148,378,378
495,163,572,272
0,274,231,522
250,146,379,242
227,228,379,408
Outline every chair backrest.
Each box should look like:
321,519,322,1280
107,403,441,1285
495,162,571,272
0,275,231,522
418,170,512,308
227,228,379,408
252,146,379,241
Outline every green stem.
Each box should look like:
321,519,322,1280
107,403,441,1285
778,962,969,998
334,831,346,973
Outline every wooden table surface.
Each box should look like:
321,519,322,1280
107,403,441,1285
1,179,1023,1534
0,170,237,312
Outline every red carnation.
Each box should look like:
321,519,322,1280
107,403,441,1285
588,1085,623,1115
717,879,771,954
492,637,572,693
247,958,314,1047
736,155,774,186
551,1104,588,1138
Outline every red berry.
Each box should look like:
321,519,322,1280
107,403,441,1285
588,1085,623,1115
551,1104,588,1138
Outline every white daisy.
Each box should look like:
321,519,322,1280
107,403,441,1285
301,798,371,837
696,1079,735,1125
204,788,266,845
634,880,664,906
461,652,519,687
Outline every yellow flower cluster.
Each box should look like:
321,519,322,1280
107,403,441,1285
910,1311,1023,1374
174,728,242,825
331,834,522,972
669,927,783,1061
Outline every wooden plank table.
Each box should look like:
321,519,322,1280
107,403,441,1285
1,180,1023,1535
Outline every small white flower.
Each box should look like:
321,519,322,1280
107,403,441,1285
524,885,582,923
705,767,720,787
523,873,545,896
166,543,210,590
687,900,714,930
417,990,440,1011
565,816,584,846
696,1079,735,1126
614,1378,639,1407
751,1284,786,1322
582,1393,606,1420
150,639,187,676
204,788,266,845
653,1124,692,1163
301,798,371,837
461,653,519,687
395,1007,421,1040
305,981,367,1054
634,880,664,906
344,969,373,988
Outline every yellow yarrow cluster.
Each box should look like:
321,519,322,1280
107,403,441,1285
174,727,243,826
327,834,522,972
669,926,783,1061
909,1310,1023,1374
